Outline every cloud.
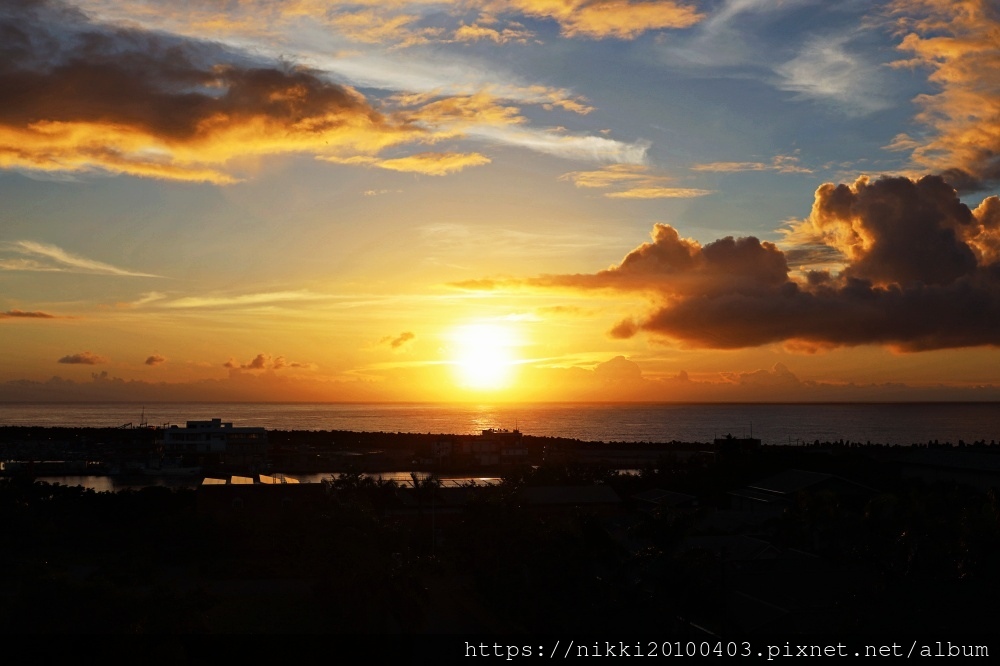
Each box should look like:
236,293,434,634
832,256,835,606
1,309,56,319
468,127,648,163
273,355,314,369
144,354,166,366
774,32,893,115
889,0,1000,190
0,1,416,183
78,0,703,47
58,351,108,365
224,352,312,370
605,187,713,199
29,2,654,173
163,290,331,309
325,8,443,48
453,21,534,44
476,175,1000,351
0,241,161,277
692,154,812,174
121,291,169,308
593,355,642,383
381,331,416,350
560,164,709,198
503,0,705,39
721,362,801,388
373,151,491,175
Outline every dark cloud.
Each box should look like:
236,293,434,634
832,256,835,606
58,350,107,364
1,309,55,318
525,224,788,297
144,354,166,366
493,175,1000,351
809,176,977,286
0,0,409,182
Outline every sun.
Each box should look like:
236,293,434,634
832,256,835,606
449,323,519,390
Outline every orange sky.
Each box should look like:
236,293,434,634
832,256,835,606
1,0,1000,403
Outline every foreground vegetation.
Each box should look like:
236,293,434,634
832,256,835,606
1,447,999,635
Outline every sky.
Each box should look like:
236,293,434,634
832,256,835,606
2,0,1000,403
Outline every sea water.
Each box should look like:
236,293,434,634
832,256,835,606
1,402,998,446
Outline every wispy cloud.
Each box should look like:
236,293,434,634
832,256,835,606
0,241,161,277
774,32,893,115
560,164,711,198
605,187,713,199
507,0,705,39
163,290,332,309
326,151,492,175
0,309,58,319
692,154,812,174
78,0,705,45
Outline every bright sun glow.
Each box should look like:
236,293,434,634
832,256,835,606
450,323,519,390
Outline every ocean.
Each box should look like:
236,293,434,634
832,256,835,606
1,402,999,446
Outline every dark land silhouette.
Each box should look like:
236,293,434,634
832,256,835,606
1,426,999,637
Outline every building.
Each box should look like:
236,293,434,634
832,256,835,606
714,434,761,456
728,469,876,514
159,418,268,474
430,428,529,468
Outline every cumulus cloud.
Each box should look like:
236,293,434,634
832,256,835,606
273,355,313,369
144,354,166,366
889,0,1000,190
593,355,642,383
721,362,801,388
58,351,108,364
1,309,56,319
467,175,1000,352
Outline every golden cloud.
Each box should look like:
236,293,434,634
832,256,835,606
890,0,1000,189
691,155,812,174
560,164,711,198
501,0,704,39
374,152,492,175
0,6,421,183
605,187,713,199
